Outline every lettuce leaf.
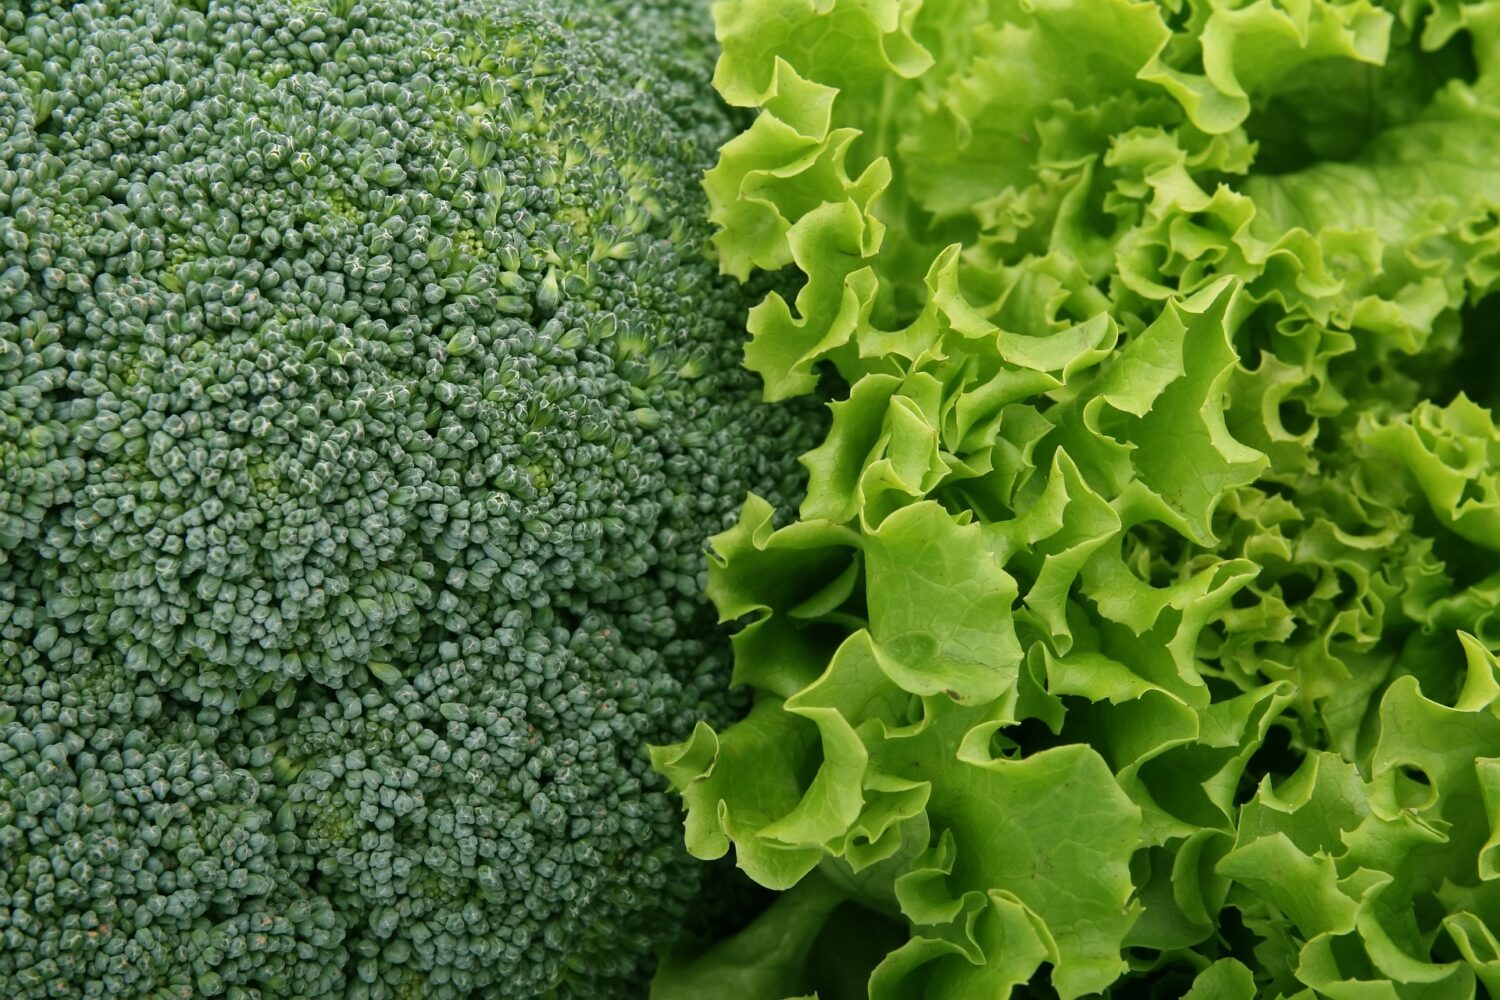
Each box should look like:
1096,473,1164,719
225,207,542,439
655,0,1500,995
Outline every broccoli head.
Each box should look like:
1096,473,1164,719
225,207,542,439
0,0,817,995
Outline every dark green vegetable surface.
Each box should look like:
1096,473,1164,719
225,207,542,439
0,0,814,996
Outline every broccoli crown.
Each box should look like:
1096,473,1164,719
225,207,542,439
0,0,816,996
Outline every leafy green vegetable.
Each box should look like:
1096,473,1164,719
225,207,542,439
654,0,1500,995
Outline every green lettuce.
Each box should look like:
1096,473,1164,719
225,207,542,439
655,0,1500,995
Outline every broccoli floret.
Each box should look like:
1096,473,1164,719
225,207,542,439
265,606,736,998
1,555,347,998
0,0,818,995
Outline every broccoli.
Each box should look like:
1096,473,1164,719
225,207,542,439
0,0,816,996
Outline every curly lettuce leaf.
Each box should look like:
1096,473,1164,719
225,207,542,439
655,0,1500,995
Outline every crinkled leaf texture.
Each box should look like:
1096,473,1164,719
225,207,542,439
655,0,1500,996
